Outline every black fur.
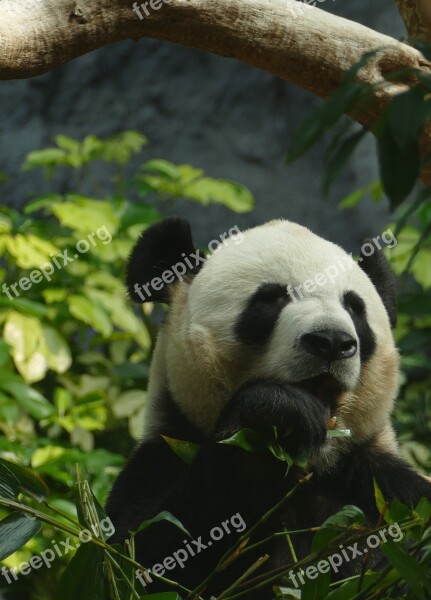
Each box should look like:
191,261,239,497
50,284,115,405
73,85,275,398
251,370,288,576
343,291,376,361
106,382,431,599
235,283,291,346
359,245,397,328
126,217,205,303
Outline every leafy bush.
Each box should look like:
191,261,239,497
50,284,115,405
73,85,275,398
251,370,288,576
0,132,253,598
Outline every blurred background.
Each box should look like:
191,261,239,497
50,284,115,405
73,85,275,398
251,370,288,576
0,1,404,247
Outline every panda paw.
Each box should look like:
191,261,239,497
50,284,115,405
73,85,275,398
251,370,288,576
214,379,328,455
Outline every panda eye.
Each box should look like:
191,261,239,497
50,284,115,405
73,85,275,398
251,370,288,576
344,291,365,317
253,283,288,304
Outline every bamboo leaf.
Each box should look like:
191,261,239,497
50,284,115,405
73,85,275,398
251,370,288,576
0,512,41,561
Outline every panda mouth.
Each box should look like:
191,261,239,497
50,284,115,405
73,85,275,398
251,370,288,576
294,374,344,417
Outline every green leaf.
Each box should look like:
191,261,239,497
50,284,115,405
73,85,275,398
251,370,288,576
31,446,68,468
369,179,384,202
0,461,20,500
0,458,49,501
1,381,55,419
55,135,81,153
42,287,68,304
85,288,150,350
266,439,295,467
24,193,63,214
377,124,420,209
139,161,254,213
5,233,59,269
22,148,68,171
312,505,364,551
0,213,12,233
121,203,160,230
3,311,47,382
338,188,366,210
323,129,367,193
183,177,254,213
373,478,387,515
50,196,119,235
112,390,146,419
219,428,307,467
406,222,431,286
142,159,180,179
381,539,428,599
162,435,200,465
40,324,72,374
55,543,107,600
302,569,331,600
415,497,431,523
395,189,431,236
0,297,50,318
2,313,70,381
218,428,269,454
389,88,431,150
288,82,366,162
326,429,351,439
0,512,41,561
99,130,148,165
68,295,113,337
131,510,190,538
326,569,398,600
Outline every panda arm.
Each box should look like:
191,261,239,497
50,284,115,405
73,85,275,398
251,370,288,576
106,438,190,544
106,380,321,556
213,379,328,454
323,441,431,515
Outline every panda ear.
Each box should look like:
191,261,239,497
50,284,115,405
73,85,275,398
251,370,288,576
126,217,206,304
358,244,397,328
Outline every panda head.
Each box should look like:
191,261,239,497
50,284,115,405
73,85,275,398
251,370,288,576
127,217,399,449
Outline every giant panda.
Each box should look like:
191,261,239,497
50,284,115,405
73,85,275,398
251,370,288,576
106,217,431,598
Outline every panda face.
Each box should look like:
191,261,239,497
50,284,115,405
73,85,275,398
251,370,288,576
162,220,399,443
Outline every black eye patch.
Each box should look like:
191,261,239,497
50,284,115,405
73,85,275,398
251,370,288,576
235,283,290,346
343,291,376,361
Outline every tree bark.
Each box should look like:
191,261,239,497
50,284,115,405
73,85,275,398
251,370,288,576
396,0,431,42
0,1,429,119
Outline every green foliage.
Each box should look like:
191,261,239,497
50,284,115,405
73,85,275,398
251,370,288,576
0,131,253,596
5,456,427,600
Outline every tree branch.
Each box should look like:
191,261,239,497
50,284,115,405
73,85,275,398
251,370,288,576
1,2,429,93
396,0,431,42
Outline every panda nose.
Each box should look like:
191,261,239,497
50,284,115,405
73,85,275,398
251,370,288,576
300,329,358,361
